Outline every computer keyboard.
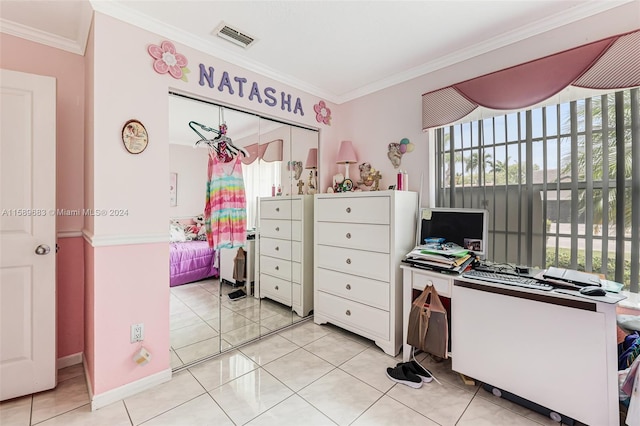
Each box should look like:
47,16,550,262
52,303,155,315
462,270,553,291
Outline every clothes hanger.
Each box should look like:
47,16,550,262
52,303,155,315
189,120,249,158
189,121,221,154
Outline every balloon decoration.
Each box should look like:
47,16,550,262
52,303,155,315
387,137,414,168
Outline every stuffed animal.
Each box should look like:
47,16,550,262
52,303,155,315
194,214,207,240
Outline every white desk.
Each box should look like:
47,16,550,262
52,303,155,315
401,264,620,426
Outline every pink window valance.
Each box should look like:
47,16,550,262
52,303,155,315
240,139,283,165
422,29,640,130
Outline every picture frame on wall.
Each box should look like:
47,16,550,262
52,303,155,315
170,172,177,206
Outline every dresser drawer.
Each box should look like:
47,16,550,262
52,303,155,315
316,245,389,282
316,222,389,253
260,238,301,262
260,198,302,220
260,256,301,283
316,196,389,224
412,271,453,298
260,219,301,241
316,291,389,340
260,273,292,305
316,268,389,310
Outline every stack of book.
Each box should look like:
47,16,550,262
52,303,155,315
404,243,475,273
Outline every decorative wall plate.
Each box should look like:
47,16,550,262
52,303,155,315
122,119,148,154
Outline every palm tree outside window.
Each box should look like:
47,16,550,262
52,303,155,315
435,87,639,293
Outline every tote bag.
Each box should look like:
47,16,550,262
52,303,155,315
407,284,449,359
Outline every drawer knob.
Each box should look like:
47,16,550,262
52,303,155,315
275,227,280,231
346,258,351,264
275,246,279,251
275,285,279,290
346,310,351,316
275,266,279,271
276,207,280,212
346,233,351,239
346,207,351,213
346,284,351,290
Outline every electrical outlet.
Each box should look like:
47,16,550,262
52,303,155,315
131,323,144,343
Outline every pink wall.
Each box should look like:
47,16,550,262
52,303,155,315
0,33,85,359
83,241,95,391
91,243,169,394
56,238,85,358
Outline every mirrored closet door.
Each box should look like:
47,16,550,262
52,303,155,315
168,93,319,370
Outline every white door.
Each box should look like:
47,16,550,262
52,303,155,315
0,69,57,401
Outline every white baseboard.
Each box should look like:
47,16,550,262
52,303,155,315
57,352,83,369
89,366,172,411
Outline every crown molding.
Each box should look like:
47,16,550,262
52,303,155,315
0,18,83,55
0,2,92,56
89,1,338,102
92,0,633,105
336,0,636,103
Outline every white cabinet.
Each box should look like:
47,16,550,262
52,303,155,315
314,190,418,356
258,195,313,317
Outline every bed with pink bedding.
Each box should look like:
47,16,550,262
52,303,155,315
169,241,218,287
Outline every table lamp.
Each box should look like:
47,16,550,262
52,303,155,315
336,140,357,180
305,148,318,193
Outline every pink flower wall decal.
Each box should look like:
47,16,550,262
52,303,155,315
148,41,190,82
314,100,331,125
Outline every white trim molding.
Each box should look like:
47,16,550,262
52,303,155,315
89,367,172,411
57,230,84,239
0,1,92,56
57,352,83,370
82,229,169,247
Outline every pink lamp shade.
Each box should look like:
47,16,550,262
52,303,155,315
336,140,357,180
305,148,318,169
336,140,357,164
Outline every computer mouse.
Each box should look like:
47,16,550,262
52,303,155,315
579,286,606,296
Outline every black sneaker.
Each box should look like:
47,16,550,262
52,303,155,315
396,361,433,383
228,289,246,300
386,364,422,388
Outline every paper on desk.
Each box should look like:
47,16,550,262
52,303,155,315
601,279,624,293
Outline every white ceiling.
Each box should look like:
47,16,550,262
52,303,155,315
0,1,636,103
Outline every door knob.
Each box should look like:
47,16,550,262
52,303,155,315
35,244,51,255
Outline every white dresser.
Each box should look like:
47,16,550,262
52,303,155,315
258,195,314,317
313,190,418,356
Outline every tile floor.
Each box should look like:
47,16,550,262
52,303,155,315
169,278,305,368
1,318,577,426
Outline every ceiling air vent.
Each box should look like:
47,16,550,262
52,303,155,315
214,23,256,49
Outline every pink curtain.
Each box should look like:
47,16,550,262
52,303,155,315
240,139,283,165
422,30,640,130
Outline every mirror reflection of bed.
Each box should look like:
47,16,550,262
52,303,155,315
168,93,319,370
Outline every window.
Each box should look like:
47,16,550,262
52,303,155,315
435,88,639,293
242,160,281,230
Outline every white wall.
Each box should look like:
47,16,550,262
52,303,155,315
169,144,208,219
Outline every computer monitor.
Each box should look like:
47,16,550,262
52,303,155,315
418,207,489,259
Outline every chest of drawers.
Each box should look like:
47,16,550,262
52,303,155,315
313,190,417,356
258,195,313,317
